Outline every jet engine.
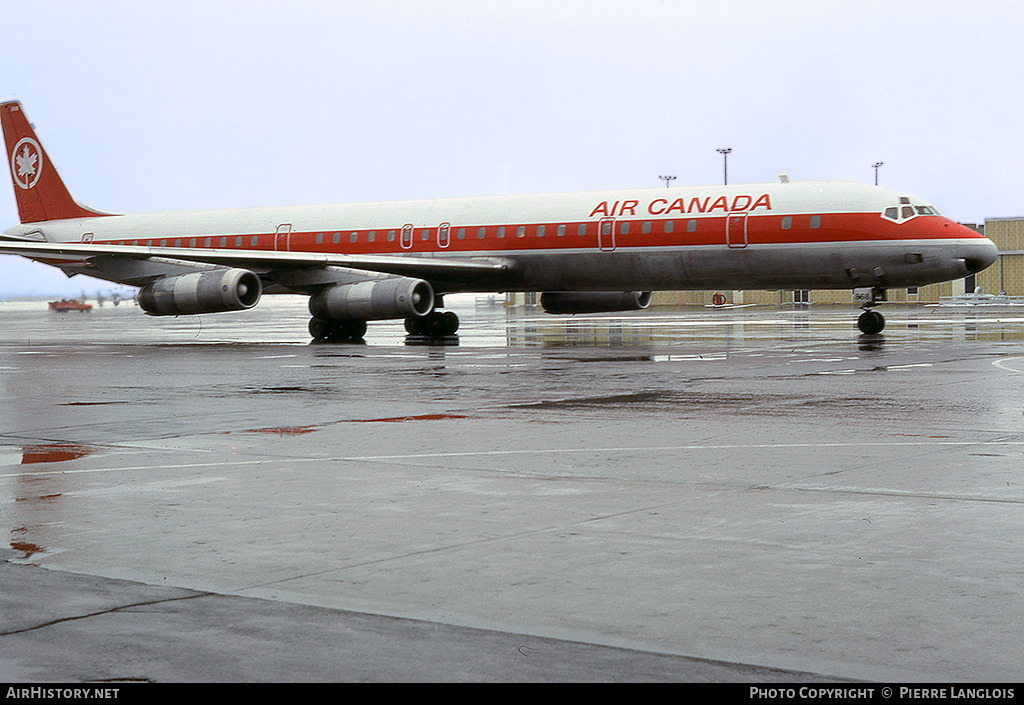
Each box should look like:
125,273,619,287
540,291,653,315
138,268,262,316
308,277,434,321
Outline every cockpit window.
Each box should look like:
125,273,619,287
882,199,941,223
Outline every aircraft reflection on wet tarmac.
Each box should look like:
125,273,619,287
7,295,1022,347
3,295,1024,681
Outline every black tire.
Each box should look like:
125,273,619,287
440,311,459,335
309,317,332,339
405,316,426,335
857,310,885,334
327,319,367,342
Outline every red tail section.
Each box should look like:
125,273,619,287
2,101,109,223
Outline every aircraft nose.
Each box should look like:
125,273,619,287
962,238,998,274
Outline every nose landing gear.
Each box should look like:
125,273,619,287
854,287,886,334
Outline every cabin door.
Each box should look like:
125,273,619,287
598,217,616,252
275,223,292,251
726,212,748,248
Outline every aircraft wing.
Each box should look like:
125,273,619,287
0,239,521,287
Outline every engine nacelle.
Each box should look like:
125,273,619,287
308,277,434,321
138,268,262,316
540,291,653,315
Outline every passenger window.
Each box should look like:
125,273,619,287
619,222,629,235
577,223,587,236
642,221,652,234
235,236,242,246
498,227,506,239
457,228,465,240
333,232,341,244
250,236,258,246
368,231,376,243
316,233,323,244
687,220,696,233
517,225,526,238
537,225,545,237
219,237,227,247
557,224,566,236
664,221,674,233
809,215,821,229
387,230,396,242
781,216,792,230
477,227,486,239
350,232,358,243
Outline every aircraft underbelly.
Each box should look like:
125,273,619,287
505,242,967,292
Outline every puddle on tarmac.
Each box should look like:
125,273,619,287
20,443,96,464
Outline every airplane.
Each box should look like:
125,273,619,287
2,100,998,339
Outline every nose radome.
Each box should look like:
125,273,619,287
962,238,998,274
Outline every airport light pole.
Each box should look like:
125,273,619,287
717,148,732,185
659,175,676,188
873,161,884,186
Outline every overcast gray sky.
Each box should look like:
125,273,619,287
2,0,1022,296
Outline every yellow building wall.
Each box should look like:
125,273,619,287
976,218,1024,296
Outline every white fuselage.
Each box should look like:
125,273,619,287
2,180,998,294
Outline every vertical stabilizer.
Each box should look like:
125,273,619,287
1,101,109,223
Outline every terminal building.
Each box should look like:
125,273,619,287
977,217,1024,298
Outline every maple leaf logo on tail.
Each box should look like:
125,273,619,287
12,137,42,189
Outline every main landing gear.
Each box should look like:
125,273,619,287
404,310,460,337
308,317,367,342
307,310,461,342
854,287,886,335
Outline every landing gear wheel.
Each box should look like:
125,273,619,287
427,310,458,336
331,319,367,342
309,317,332,339
857,309,885,335
441,311,459,335
309,317,367,342
405,311,459,337
405,316,426,335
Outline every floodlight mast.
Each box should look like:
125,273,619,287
717,148,732,185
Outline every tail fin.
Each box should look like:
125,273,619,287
2,101,109,223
